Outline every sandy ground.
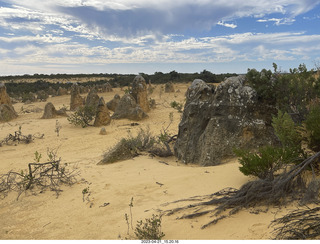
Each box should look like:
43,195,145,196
0,83,291,240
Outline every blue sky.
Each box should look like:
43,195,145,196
0,0,320,75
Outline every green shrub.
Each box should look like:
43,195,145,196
272,110,302,150
134,214,165,240
170,101,183,112
235,146,297,180
304,104,320,152
67,105,95,128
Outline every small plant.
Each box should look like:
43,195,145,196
67,105,95,128
170,101,183,113
55,120,62,137
134,214,165,240
34,151,42,163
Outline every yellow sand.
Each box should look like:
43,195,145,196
0,84,289,240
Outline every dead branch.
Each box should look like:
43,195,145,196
271,206,320,239
161,152,320,229
0,127,44,147
0,158,79,200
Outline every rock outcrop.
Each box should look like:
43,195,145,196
106,94,120,111
70,84,84,111
94,97,111,126
174,76,278,166
0,83,17,122
165,82,175,93
131,75,150,112
112,94,148,121
57,87,68,96
85,88,100,109
41,102,67,119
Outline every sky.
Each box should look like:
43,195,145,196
0,0,320,75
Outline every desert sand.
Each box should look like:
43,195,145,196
0,83,291,240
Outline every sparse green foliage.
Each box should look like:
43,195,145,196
55,120,62,136
170,101,183,113
235,146,298,180
34,151,42,163
304,103,320,152
134,214,165,240
272,110,303,155
67,105,95,128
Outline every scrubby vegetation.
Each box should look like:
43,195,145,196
0,149,79,200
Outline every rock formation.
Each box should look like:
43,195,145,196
57,87,68,96
0,83,13,106
41,102,67,119
0,83,17,122
165,82,175,93
94,97,111,126
112,94,148,121
70,84,84,111
85,88,100,109
131,75,150,112
174,76,278,166
106,94,120,111
36,90,49,101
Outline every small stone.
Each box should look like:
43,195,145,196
99,127,107,135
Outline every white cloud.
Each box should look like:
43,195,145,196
217,21,237,29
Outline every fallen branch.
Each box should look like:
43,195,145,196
161,152,320,229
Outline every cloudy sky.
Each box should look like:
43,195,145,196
0,0,320,75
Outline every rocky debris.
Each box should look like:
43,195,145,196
57,87,68,96
112,94,148,121
41,102,67,119
99,127,107,135
174,76,278,166
106,94,121,111
165,82,175,93
0,83,17,122
94,97,111,126
85,88,100,110
70,84,84,111
131,75,150,112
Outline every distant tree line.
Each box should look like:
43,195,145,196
1,70,237,97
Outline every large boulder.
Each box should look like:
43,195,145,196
57,87,68,96
85,88,100,109
106,94,121,111
70,84,84,111
94,97,111,126
0,83,17,122
174,76,278,166
112,94,148,121
131,75,150,112
0,83,13,106
0,104,18,122
41,102,67,119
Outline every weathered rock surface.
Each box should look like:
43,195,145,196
41,102,67,119
94,97,111,126
0,83,17,122
0,104,18,122
106,94,120,111
131,75,150,112
70,84,84,111
0,83,13,106
57,87,68,96
112,94,148,121
85,88,100,109
174,76,278,166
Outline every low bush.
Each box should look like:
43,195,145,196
134,214,165,240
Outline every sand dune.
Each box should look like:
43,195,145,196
0,84,291,240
